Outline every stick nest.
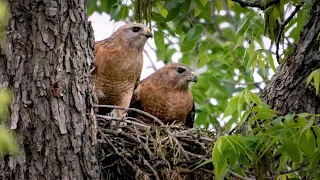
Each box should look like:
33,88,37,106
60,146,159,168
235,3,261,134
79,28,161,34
96,116,216,180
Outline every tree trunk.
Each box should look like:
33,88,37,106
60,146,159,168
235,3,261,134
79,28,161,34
0,0,100,179
262,0,320,115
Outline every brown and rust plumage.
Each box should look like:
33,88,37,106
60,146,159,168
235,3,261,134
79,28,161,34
129,62,197,128
92,23,152,116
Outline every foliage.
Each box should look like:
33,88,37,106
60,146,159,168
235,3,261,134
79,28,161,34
306,69,320,95
0,1,17,156
214,90,320,179
0,89,17,156
86,0,317,179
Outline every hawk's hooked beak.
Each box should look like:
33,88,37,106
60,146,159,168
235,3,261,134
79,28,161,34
187,71,198,83
143,28,153,38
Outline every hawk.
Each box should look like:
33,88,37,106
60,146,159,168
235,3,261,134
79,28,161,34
129,62,197,128
92,23,153,117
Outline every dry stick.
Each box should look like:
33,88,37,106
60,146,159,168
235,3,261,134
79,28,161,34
96,115,150,128
99,129,145,178
142,157,160,180
275,5,302,63
231,0,279,10
229,170,254,180
94,105,190,160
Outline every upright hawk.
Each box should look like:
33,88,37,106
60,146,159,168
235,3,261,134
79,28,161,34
129,62,197,128
92,23,152,117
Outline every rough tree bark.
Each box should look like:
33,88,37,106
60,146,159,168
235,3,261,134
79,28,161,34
0,0,100,179
262,0,320,114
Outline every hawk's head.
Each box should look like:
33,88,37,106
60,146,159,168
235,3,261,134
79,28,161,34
113,23,152,50
155,62,198,91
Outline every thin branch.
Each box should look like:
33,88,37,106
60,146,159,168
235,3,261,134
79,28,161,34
94,105,190,160
211,0,227,41
223,1,238,29
143,49,157,71
271,163,308,178
142,157,160,180
221,80,270,86
276,5,302,63
231,0,279,10
229,170,254,180
96,115,150,128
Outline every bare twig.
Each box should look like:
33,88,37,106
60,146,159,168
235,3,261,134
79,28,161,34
143,49,157,71
211,0,226,41
276,5,302,63
142,157,160,180
94,105,190,160
221,80,270,86
229,170,254,180
231,0,279,10
96,114,150,128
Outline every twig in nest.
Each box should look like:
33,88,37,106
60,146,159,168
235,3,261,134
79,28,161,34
94,105,190,160
99,129,145,178
275,5,302,63
142,157,160,180
96,115,150,128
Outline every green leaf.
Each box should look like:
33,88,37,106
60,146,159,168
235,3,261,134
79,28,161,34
154,31,165,55
246,52,257,72
194,0,212,19
284,141,302,163
152,12,165,22
248,42,254,57
116,5,128,20
234,34,245,50
258,56,266,77
314,69,320,95
239,110,251,127
236,15,250,34
247,90,263,105
194,0,207,17
306,70,316,87
157,2,168,17
198,41,208,54
237,91,245,116
266,53,277,73
165,1,182,21
278,153,288,170
198,54,209,68
184,25,203,42
212,138,228,180
100,0,117,13
181,38,198,52
216,0,223,14
313,126,320,149
223,95,239,119
227,0,234,9
109,4,121,21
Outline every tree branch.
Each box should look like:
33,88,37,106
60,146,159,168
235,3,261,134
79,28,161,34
231,0,279,10
143,49,157,71
276,5,302,63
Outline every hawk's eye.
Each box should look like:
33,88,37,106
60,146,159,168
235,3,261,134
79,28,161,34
132,27,141,32
177,68,186,74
